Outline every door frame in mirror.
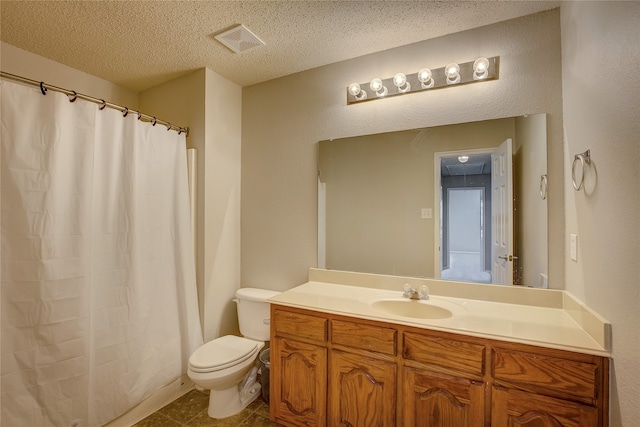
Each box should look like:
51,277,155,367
434,147,496,282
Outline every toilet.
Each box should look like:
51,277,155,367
187,287,280,419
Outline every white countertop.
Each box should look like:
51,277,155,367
269,280,611,357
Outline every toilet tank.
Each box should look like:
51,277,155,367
235,288,280,341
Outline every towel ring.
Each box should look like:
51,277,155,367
572,150,591,191
539,174,548,200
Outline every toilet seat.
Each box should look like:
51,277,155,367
188,335,261,373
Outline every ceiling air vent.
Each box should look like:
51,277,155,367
214,24,265,54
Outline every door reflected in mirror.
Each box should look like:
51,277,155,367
318,115,548,288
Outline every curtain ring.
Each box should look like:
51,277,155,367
122,107,129,117
572,150,591,191
178,129,182,135
39,82,47,95
152,117,157,126
99,99,107,110
137,112,143,121
166,123,172,131
539,174,548,200
68,91,77,102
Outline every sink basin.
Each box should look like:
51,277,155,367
371,299,453,319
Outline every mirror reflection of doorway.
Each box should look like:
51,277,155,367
439,153,493,283
446,188,485,272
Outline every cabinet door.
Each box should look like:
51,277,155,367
403,368,485,427
271,337,327,427
491,386,599,427
329,350,397,427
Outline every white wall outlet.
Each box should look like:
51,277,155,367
570,234,578,261
421,208,433,219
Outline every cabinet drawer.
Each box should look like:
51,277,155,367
493,348,600,404
491,386,599,427
273,308,327,342
403,332,485,377
332,319,396,355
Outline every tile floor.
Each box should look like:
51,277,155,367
133,389,276,427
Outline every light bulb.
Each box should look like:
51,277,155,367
393,73,411,93
445,63,460,84
370,78,388,97
417,68,434,89
458,155,469,163
348,82,367,100
473,57,490,80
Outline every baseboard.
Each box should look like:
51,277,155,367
102,374,194,427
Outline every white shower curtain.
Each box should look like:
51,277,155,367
1,80,203,426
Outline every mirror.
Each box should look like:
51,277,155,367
318,115,548,288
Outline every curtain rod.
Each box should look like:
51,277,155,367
0,71,189,136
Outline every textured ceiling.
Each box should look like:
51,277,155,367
0,1,559,91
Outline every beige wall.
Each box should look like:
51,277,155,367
1,42,138,108
242,9,564,291
561,2,640,425
515,114,548,287
138,70,208,330
140,69,243,341
201,68,243,340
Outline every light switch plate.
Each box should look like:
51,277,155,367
570,234,578,261
421,208,433,219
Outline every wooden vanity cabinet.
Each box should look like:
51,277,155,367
270,305,609,427
490,345,609,427
270,309,328,427
491,386,599,427
403,368,485,426
402,330,487,427
329,319,398,426
329,350,397,426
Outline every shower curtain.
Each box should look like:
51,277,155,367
1,80,203,426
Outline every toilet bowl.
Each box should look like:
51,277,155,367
187,288,279,419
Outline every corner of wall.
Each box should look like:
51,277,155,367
1,41,139,108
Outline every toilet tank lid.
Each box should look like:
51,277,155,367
235,287,280,302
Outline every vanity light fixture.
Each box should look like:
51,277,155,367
393,73,411,93
348,82,367,100
370,78,388,97
473,57,490,80
458,155,469,163
445,63,461,84
417,68,434,89
346,56,499,105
